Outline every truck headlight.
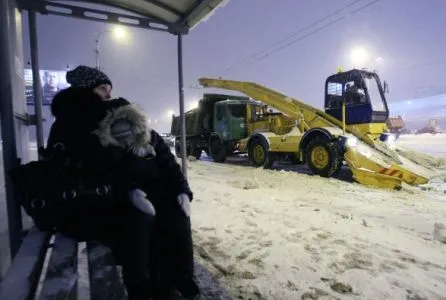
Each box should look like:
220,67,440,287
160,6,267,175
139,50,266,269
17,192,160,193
346,137,358,147
339,136,357,148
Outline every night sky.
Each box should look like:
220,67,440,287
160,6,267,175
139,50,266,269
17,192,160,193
21,0,446,132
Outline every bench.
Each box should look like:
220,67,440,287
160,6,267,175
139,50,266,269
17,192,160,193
0,227,234,300
0,226,127,300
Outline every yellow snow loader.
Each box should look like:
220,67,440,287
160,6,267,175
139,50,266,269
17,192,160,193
198,69,435,190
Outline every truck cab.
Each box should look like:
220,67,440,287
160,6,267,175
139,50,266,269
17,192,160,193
214,100,248,141
213,100,268,141
324,69,389,125
170,93,258,160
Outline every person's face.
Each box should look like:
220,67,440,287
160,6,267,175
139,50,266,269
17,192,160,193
45,72,58,88
93,84,112,101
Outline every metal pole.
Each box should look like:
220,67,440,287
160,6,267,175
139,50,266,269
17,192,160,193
177,34,187,177
28,11,45,151
0,0,23,258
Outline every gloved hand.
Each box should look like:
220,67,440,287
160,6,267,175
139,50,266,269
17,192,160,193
177,193,191,217
129,189,156,216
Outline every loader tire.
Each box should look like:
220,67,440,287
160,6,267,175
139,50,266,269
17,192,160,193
305,139,343,178
248,138,274,169
209,139,226,163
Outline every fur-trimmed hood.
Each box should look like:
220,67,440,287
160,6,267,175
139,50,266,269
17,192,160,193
50,90,155,158
92,101,156,157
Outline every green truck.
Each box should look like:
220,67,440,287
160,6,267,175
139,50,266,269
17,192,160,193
170,93,261,161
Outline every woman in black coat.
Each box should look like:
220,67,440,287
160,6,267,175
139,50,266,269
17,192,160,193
45,86,160,300
45,65,198,299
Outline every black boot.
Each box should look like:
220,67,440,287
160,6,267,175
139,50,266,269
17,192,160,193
127,279,154,300
151,284,174,300
175,278,200,299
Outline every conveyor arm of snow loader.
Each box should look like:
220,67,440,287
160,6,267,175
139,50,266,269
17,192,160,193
199,78,387,153
199,78,335,126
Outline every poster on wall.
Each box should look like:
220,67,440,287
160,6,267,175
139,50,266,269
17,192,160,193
25,69,70,105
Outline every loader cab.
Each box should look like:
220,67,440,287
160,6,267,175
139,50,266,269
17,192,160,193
324,69,389,124
213,100,250,141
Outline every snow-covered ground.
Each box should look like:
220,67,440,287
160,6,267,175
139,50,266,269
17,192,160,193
0,134,445,299
186,134,446,300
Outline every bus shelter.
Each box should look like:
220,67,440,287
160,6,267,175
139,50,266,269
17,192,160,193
0,0,227,264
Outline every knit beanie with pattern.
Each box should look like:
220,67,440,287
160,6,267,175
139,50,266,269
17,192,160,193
66,65,112,89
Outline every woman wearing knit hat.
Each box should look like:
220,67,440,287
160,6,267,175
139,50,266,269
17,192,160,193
65,65,113,98
45,65,199,299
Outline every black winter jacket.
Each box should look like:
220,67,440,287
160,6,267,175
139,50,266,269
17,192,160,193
46,88,193,201
97,97,193,201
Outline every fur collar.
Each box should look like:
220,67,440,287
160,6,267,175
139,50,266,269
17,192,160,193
92,103,156,157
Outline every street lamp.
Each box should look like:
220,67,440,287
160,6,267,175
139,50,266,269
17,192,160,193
95,25,127,69
167,109,175,117
350,46,369,67
113,26,126,39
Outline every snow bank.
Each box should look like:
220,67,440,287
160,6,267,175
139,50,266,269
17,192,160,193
398,134,446,160
419,174,446,193
396,134,446,193
396,146,446,170
396,134,446,170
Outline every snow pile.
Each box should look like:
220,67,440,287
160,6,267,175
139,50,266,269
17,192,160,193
420,174,446,193
396,134,446,192
433,223,446,244
227,177,260,190
396,146,446,170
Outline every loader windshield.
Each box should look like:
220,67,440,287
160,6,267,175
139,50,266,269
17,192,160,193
363,75,387,112
325,69,389,124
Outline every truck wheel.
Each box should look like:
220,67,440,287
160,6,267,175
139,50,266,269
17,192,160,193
209,139,226,163
305,139,343,178
248,138,274,169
